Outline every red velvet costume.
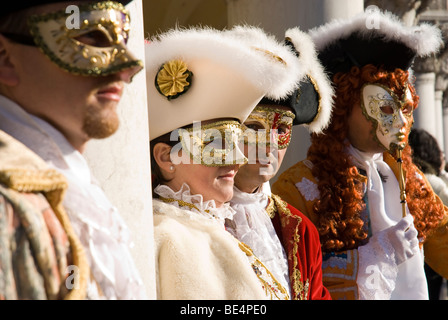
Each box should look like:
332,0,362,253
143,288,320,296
270,194,331,300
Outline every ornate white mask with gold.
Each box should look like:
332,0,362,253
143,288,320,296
361,83,414,151
27,1,142,78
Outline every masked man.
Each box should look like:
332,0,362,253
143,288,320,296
273,10,448,300
0,1,146,299
226,27,334,300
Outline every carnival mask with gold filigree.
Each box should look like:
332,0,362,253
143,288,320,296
361,83,414,151
24,1,142,78
242,106,295,150
172,120,247,167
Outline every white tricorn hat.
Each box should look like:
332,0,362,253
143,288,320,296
146,26,303,140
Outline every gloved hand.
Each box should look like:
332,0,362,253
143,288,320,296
379,214,419,265
357,214,419,299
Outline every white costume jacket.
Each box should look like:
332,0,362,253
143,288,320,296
153,184,288,300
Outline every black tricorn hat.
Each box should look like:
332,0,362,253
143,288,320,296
1,0,133,17
309,9,443,78
259,75,321,126
259,28,334,134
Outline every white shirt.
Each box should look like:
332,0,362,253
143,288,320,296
227,184,291,298
0,95,146,299
347,144,428,300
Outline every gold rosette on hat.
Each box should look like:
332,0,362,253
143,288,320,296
155,59,193,100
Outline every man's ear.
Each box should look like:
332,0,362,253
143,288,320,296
0,34,20,86
152,142,175,176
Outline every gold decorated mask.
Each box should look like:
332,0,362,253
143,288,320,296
361,83,414,151
173,120,247,167
242,106,295,150
27,1,143,78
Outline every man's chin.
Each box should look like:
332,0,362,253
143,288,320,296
257,164,277,179
83,118,120,139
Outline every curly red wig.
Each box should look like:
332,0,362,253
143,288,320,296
308,64,445,252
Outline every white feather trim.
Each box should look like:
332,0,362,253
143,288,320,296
145,26,307,139
285,27,334,134
309,10,442,57
147,26,302,101
222,25,305,100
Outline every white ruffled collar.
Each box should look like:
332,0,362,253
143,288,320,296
154,183,236,224
231,181,272,206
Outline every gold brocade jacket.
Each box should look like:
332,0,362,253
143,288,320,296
272,153,448,300
0,130,89,300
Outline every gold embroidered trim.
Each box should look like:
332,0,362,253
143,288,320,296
159,196,209,213
251,47,287,65
0,168,67,194
238,241,289,300
266,197,277,218
271,194,310,300
0,168,89,299
54,204,89,300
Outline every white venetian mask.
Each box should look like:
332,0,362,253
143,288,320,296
361,83,414,151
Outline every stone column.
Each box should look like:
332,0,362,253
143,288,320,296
83,0,156,299
413,72,438,138
444,104,448,154
226,0,363,180
435,89,445,152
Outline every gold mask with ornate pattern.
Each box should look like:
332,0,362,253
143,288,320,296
27,1,143,78
242,106,295,150
171,120,247,167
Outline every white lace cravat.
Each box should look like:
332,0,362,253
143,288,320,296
227,185,291,298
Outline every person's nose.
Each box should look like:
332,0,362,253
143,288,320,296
394,110,408,129
116,64,143,83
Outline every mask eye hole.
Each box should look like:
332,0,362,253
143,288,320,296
74,30,113,47
379,103,395,115
276,124,291,135
203,135,226,149
243,122,265,131
402,102,414,115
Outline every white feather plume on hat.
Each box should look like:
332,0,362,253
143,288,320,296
222,25,305,101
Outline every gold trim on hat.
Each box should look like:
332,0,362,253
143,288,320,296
155,59,193,100
251,47,286,66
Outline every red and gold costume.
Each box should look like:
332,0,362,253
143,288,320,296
270,194,332,300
